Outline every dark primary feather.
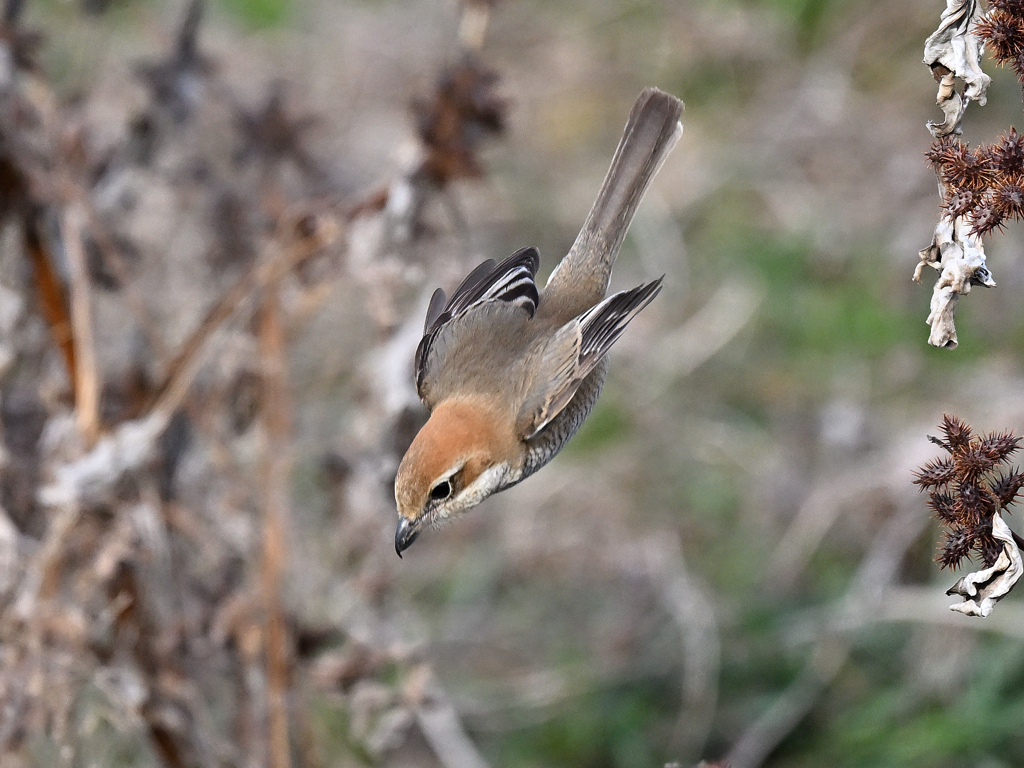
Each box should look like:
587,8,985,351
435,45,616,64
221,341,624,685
577,278,663,365
424,287,448,334
518,277,663,439
415,246,541,397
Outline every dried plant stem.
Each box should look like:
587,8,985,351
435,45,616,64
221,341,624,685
13,501,79,621
24,214,76,394
152,216,336,423
61,204,100,447
411,667,492,768
259,285,293,768
727,639,848,768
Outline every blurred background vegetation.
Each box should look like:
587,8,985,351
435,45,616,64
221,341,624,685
3,0,1024,767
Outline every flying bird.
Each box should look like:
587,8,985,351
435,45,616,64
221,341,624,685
394,87,684,555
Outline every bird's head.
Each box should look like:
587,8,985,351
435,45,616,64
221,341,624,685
394,398,516,556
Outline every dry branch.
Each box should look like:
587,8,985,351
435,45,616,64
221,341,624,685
259,286,294,768
60,204,100,448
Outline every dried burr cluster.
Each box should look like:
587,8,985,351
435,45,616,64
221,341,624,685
927,128,1024,236
977,0,1024,73
925,0,1024,236
914,415,1024,569
914,415,1024,617
913,0,1024,347
928,0,1024,234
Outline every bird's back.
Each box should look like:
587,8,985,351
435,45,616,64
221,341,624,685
417,299,544,410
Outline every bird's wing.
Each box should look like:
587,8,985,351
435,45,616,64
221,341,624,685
517,278,663,440
415,247,541,403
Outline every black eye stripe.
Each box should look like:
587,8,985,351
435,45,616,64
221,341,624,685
430,480,452,501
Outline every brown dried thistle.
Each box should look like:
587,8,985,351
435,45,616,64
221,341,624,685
914,414,1024,569
134,0,213,124
927,1,1024,235
926,130,1024,235
976,0,1024,76
412,53,507,188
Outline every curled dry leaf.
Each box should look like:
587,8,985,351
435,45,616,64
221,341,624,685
947,512,1023,616
923,0,990,138
913,215,994,348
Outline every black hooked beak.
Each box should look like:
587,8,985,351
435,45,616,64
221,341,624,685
395,518,420,557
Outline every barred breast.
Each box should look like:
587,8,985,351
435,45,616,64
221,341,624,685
519,355,611,482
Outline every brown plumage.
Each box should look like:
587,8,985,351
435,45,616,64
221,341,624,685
394,87,684,555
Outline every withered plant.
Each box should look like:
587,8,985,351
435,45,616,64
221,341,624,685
914,0,1024,348
914,414,1024,566
914,415,1024,616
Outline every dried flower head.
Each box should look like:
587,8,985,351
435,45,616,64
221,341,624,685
991,0,1024,14
915,415,1024,569
924,5,1024,237
944,188,975,217
412,54,507,187
977,8,1024,64
970,201,1007,235
987,128,1024,174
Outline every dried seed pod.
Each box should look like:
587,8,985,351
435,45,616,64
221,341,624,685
991,468,1024,507
979,431,1022,462
944,188,976,218
939,525,975,570
913,456,957,488
918,417,1024,571
977,10,1024,62
927,491,959,523
992,179,1024,219
970,201,1006,235
940,414,974,452
988,128,1024,175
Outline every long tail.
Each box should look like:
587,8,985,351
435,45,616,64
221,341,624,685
542,88,683,319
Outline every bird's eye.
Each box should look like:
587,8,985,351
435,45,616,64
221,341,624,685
430,480,452,501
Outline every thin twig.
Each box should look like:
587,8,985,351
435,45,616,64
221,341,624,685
407,666,492,768
725,637,849,768
259,285,293,768
152,214,337,424
61,204,100,447
650,538,720,762
458,2,491,51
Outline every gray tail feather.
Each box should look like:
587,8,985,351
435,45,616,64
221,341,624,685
556,88,683,290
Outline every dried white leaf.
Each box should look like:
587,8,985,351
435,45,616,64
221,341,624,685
914,215,994,349
923,0,990,137
0,505,25,599
947,512,1023,617
38,412,166,508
